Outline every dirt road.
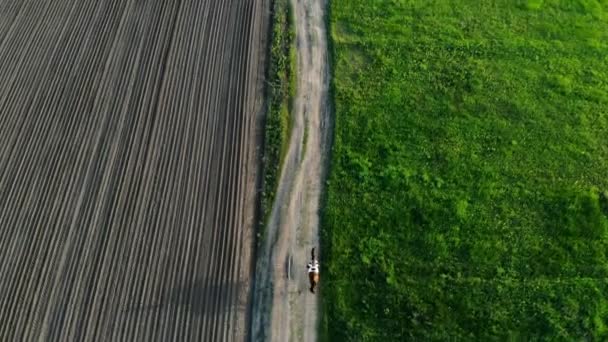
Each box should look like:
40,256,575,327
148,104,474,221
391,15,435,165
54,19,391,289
0,0,268,340
251,0,331,340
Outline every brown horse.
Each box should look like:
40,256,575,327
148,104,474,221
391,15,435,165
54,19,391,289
307,248,320,294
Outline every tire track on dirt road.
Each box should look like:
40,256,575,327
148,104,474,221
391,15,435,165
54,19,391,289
0,0,269,340
251,0,331,340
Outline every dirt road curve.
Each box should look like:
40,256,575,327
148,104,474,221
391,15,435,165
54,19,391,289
0,0,268,340
251,0,331,340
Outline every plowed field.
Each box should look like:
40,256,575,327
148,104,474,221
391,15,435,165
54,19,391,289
0,0,267,340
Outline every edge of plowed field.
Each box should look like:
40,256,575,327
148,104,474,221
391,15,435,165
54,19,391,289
241,0,272,340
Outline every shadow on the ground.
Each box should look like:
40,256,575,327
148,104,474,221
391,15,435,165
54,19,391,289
122,278,243,317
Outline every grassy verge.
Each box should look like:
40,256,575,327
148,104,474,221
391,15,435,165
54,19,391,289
260,0,295,234
323,0,608,340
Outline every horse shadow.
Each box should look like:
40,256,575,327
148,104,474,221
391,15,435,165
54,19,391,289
122,278,245,317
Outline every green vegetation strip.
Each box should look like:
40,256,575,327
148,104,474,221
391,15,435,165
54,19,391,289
260,0,295,230
323,0,608,340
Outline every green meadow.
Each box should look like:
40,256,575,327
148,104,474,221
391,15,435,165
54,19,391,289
322,0,608,339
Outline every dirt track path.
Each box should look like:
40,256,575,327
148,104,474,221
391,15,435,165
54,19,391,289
251,0,330,340
0,0,268,340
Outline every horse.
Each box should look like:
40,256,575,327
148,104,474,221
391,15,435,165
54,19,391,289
307,248,320,294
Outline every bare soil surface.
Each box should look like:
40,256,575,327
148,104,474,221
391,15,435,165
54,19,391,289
251,0,331,340
0,0,268,340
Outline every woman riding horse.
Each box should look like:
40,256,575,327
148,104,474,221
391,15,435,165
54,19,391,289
306,248,320,293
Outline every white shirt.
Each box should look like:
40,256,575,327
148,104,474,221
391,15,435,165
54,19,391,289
307,260,319,273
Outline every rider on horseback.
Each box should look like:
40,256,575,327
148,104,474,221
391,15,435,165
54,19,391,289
307,248,320,293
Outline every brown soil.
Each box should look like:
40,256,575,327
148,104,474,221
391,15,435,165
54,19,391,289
0,0,267,340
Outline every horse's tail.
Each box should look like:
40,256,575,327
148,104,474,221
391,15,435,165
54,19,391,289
311,247,315,261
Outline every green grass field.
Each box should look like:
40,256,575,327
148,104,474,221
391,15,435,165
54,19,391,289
322,0,608,340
